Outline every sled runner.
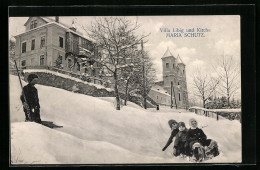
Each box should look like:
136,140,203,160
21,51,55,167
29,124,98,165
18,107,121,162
192,143,205,162
40,121,63,129
188,142,220,162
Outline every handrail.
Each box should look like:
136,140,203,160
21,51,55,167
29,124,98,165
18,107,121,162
189,106,241,122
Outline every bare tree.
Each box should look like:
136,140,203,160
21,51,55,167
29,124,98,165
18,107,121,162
192,68,221,108
84,17,149,110
214,54,240,107
188,92,200,108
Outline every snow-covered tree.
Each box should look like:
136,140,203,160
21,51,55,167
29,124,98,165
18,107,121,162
9,39,16,69
118,48,156,108
135,50,156,109
85,17,149,110
117,46,141,105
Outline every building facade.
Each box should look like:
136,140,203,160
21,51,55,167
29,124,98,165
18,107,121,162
14,17,102,78
148,48,189,109
148,85,172,106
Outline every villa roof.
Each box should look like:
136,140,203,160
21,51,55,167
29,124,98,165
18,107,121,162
18,17,95,42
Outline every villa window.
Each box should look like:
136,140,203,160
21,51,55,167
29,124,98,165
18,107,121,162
31,39,35,50
30,20,37,29
59,37,64,48
40,36,45,48
34,20,37,28
179,93,181,101
166,63,169,68
40,55,44,65
21,60,26,67
22,42,26,53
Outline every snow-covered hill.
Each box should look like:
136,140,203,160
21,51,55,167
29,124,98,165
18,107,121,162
9,75,241,164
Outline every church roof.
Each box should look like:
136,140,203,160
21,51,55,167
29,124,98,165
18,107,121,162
162,47,175,59
150,85,171,96
176,54,185,65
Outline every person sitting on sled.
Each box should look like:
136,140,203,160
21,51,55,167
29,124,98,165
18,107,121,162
20,74,41,123
186,118,219,161
162,119,179,152
173,122,189,157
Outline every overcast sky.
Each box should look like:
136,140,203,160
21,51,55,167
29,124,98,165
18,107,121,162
9,16,241,99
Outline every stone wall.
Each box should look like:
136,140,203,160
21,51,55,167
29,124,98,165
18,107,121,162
23,72,115,97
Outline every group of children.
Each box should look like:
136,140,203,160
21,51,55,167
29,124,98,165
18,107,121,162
162,118,219,162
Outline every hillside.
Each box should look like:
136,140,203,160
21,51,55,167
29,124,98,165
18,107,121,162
10,75,241,164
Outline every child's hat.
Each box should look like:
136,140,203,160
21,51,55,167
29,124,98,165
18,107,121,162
178,122,186,127
168,119,178,128
189,118,198,126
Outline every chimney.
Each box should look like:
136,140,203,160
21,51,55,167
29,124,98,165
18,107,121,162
55,16,59,23
69,19,77,32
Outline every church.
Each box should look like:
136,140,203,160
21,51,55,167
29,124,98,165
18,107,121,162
148,48,189,109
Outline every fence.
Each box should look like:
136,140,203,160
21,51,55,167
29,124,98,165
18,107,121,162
189,106,241,122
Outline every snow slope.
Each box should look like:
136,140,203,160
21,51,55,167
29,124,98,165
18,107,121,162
9,75,241,164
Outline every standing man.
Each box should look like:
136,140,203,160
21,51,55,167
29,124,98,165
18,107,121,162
20,74,41,123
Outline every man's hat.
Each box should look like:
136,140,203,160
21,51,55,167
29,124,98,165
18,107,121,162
27,74,38,82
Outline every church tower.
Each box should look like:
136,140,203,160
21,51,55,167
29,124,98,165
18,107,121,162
161,47,189,109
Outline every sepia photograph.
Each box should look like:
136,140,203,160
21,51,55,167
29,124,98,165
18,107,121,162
9,15,241,164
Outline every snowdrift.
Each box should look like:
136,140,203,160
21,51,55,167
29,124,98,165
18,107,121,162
9,75,241,164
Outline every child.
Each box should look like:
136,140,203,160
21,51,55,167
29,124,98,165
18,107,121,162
162,119,179,152
173,122,189,157
186,118,219,161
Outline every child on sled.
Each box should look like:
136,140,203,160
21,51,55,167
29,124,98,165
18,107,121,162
173,122,190,158
186,118,219,162
162,119,179,152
